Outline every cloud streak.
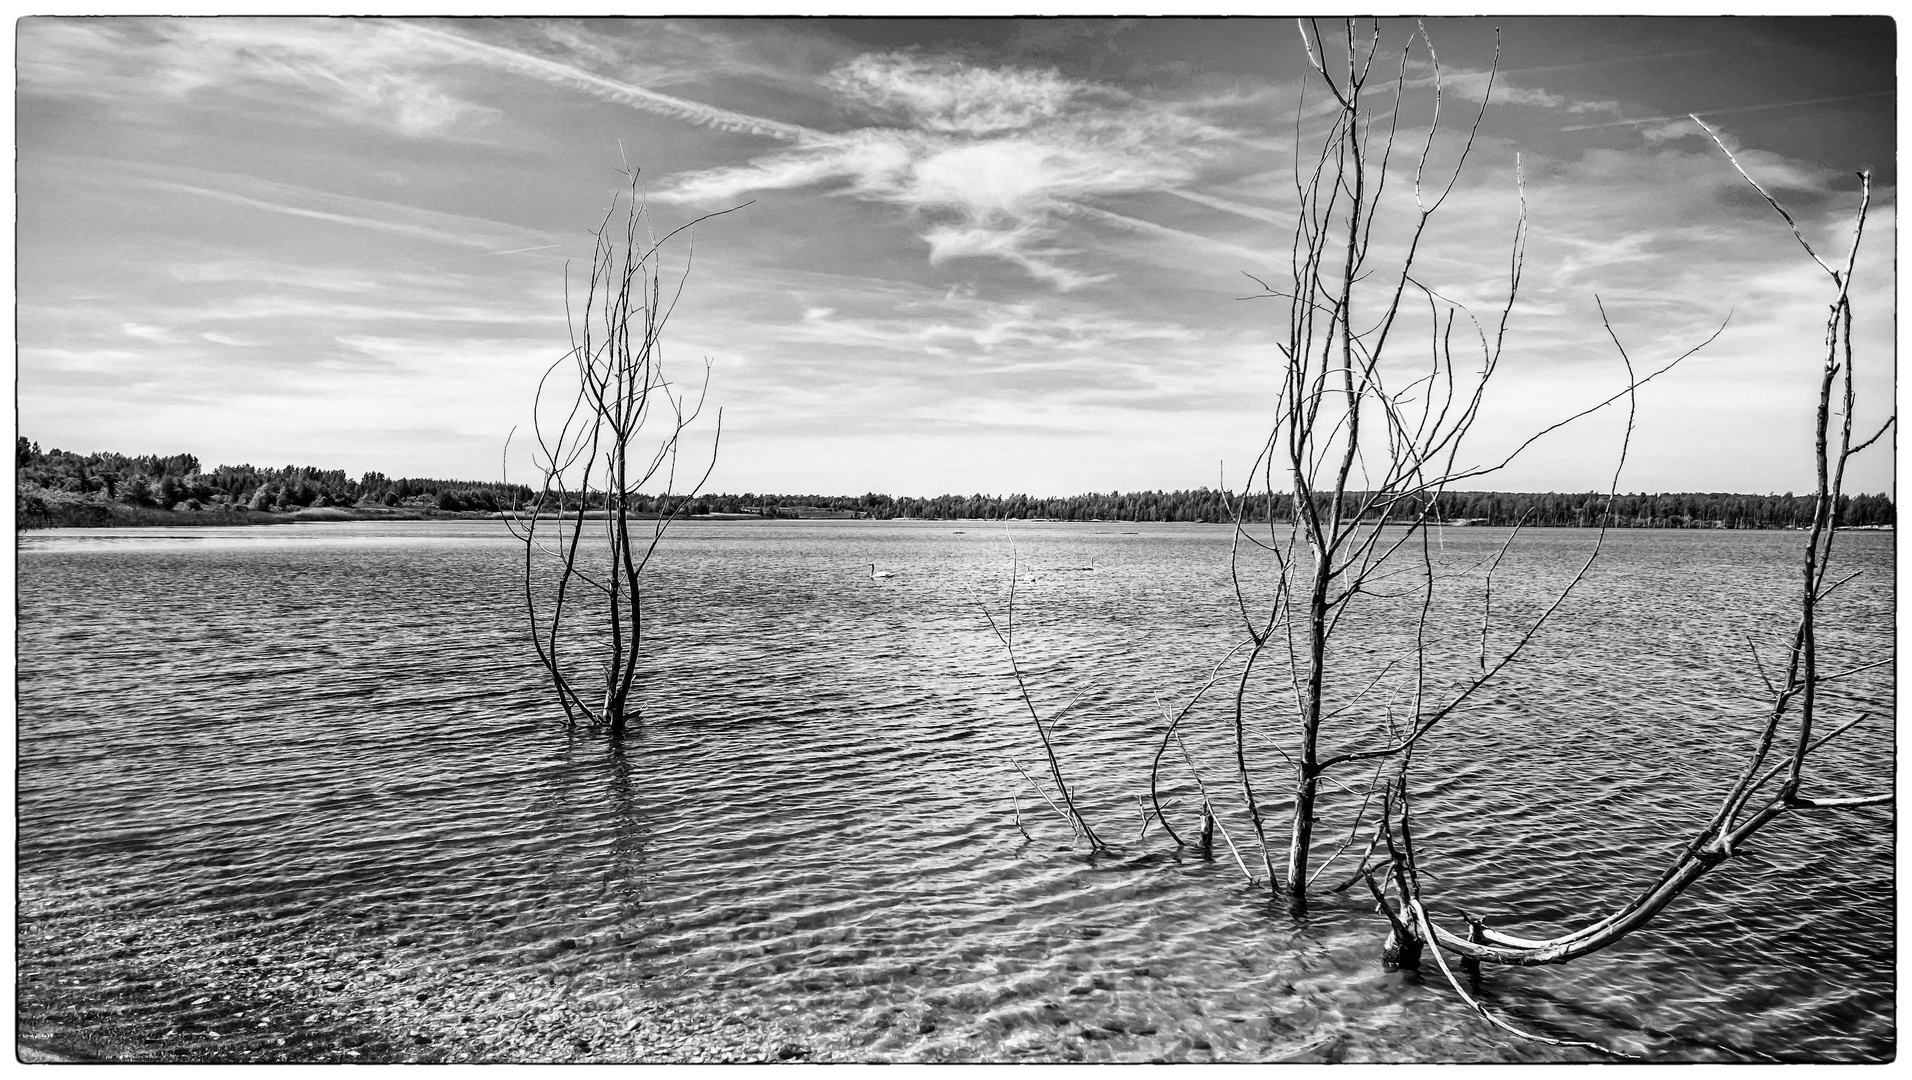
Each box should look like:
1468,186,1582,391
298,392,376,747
19,18,497,139
653,50,1235,290
134,174,537,252
391,20,822,143
1561,90,1895,132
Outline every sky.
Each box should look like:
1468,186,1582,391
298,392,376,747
14,15,1897,498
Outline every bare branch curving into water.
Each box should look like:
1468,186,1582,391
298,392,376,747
976,551,1110,852
1365,120,1892,1053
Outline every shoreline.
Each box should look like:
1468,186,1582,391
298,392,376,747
15,505,493,530
18,511,1893,533
12,507,831,530
17,1041,90,1063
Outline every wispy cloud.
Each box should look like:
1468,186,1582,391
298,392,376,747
19,17,497,138
120,322,173,343
782,300,1193,357
829,52,1089,136
654,50,1235,290
923,222,1110,291
1407,61,1623,117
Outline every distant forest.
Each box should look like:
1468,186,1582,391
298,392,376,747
719,489,1899,529
15,439,532,515
14,438,1896,529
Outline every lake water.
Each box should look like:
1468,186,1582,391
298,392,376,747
15,520,1895,1062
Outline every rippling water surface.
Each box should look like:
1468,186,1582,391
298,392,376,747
16,520,1895,1062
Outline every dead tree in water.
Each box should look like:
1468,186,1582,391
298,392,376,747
1211,19,1718,911
1362,122,1893,1053
505,173,742,737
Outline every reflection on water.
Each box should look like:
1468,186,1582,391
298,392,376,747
15,520,1894,1061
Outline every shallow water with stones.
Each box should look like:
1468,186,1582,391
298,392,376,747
15,519,1894,1062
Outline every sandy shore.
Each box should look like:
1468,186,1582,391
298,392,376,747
16,890,864,1064
17,1042,88,1063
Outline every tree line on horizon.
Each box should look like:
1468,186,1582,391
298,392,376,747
15,438,532,516
726,488,1895,528
13,437,1894,529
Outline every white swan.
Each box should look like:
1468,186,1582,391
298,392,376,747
869,563,896,579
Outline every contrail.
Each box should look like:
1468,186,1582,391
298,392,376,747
1562,90,1892,132
390,20,823,144
138,177,508,251
1064,202,1273,269
1166,188,1293,227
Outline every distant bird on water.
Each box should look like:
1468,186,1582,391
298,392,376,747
869,563,896,579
